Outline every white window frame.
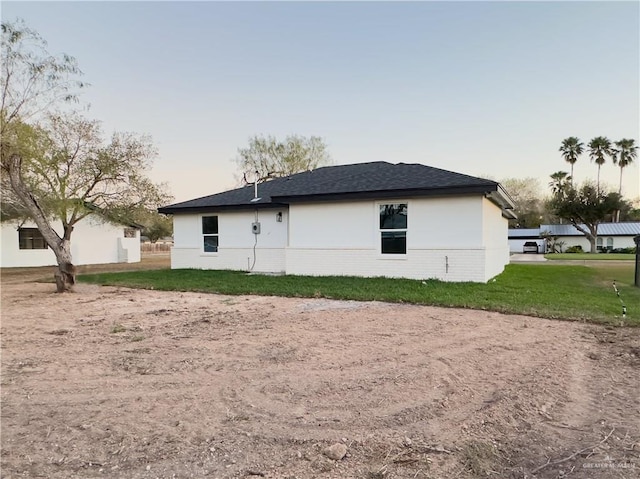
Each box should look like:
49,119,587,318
202,215,219,254
377,202,408,257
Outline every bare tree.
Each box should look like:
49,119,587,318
1,20,169,291
499,177,548,228
235,134,332,183
1,20,86,132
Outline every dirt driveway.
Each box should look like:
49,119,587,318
1,267,639,478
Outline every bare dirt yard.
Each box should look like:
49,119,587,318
1,260,639,478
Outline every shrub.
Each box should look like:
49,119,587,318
565,245,584,253
611,247,636,254
110,324,127,333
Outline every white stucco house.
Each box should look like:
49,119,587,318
1,215,141,268
159,162,515,283
540,223,640,252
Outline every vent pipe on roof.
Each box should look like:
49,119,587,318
251,171,262,203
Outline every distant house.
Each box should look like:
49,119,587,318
508,222,640,253
1,216,141,268
159,162,516,282
540,223,640,252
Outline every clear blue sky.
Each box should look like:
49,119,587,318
3,1,639,203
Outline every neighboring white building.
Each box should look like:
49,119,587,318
1,216,141,268
159,162,516,283
540,223,640,252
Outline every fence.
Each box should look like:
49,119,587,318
141,243,172,253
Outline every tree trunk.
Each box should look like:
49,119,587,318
54,239,76,293
615,167,623,223
5,153,76,292
570,164,574,184
572,222,598,254
587,227,598,254
619,166,623,195
582,231,598,253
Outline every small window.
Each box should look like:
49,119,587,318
596,237,603,251
124,228,137,238
18,228,48,250
379,203,407,254
202,216,219,252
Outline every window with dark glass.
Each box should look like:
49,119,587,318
18,228,48,250
202,216,219,252
379,203,407,254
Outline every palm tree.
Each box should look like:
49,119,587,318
587,136,613,193
612,138,637,195
559,137,583,181
549,171,571,196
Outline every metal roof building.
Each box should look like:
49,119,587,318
540,223,640,236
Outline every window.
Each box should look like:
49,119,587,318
379,203,407,254
18,228,48,250
202,216,219,252
606,237,614,251
596,237,603,251
124,228,137,238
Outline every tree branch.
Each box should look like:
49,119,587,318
6,153,62,251
531,428,615,475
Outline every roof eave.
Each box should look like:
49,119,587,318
485,184,516,219
501,209,518,220
158,202,289,215
159,183,516,214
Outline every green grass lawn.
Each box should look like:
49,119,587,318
78,264,640,326
545,253,635,261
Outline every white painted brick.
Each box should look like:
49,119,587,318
169,196,510,283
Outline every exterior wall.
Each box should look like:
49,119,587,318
559,235,636,252
1,217,140,268
285,248,487,282
481,198,510,281
169,196,511,282
604,236,637,250
1,223,53,267
286,196,492,282
171,209,288,272
118,235,142,263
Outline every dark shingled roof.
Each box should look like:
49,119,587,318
159,161,513,214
